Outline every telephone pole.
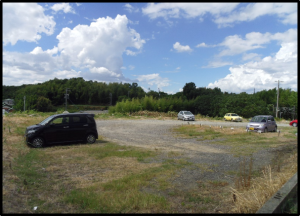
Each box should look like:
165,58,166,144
65,88,70,111
275,80,283,118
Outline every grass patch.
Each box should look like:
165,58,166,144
173,124,297,156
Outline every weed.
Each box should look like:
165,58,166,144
234,156,253,190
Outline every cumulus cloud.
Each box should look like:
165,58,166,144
3,3,55,46
142,3,296,27
135,73,170,90
207,42,297,93
3,15,145,85
173,42,192,52
51,3,75,13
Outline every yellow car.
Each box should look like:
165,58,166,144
224,113,243,122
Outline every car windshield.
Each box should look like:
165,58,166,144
39,115,56,125
183,111,193,115
251,116,267,122
231,114,238,116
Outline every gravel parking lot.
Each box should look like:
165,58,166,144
96,119,291,191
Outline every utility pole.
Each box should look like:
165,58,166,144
65,88,70,111
275,80,283,118
24,96,26,111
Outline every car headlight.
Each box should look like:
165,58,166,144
27,129,36,134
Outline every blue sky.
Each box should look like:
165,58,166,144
3,3,297,94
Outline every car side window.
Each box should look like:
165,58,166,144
179,112,182,115
51,116,69,125
72,116,81,123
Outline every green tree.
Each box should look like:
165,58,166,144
36,96,53,112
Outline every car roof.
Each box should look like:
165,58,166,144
52,113,95,117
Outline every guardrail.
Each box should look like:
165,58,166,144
256,172,297,213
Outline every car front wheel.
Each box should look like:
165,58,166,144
86,134,96,144
32,137,45,148
293,123,297,127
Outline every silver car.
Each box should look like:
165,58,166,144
178,111,195,121
246,115,277,133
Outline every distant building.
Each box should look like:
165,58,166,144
2,99,14,112
3,99,14,106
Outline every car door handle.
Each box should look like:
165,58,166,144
63,126,69,128
83,124,88,126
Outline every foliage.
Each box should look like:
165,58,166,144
36,96,54,112
3,80,298,119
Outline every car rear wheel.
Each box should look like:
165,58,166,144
264,128,268,133
224,118,226,121
86,134,96,144
32,137,45,148
231,119,233,122
293,123,297,127
274,126,277,132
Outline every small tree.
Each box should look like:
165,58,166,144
36,96,53,112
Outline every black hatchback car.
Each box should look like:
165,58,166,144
25,113,98,148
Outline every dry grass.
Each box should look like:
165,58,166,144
2,115,298,213
229,152,297,213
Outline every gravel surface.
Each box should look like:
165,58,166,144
96,119,292,191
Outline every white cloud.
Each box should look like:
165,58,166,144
142,3,238,20
136,73,170,90
217,28,297,57
176,67,180,70
3,15,145,85
207,42,297,93
173,42,192,52
128,65,135,70
242,53,260,61
214,3,297,28
124,3,139,13
196,42,208,48
3,3,55,46
142,3,296,28
203,61,233,68
56,15,145,71
51,3,75,13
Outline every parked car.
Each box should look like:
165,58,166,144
224,113,243,122
246,115,277,133
24,113,98,148
178,111,195,121
289,119,298,127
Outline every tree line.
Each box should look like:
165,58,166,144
2,78,298,119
